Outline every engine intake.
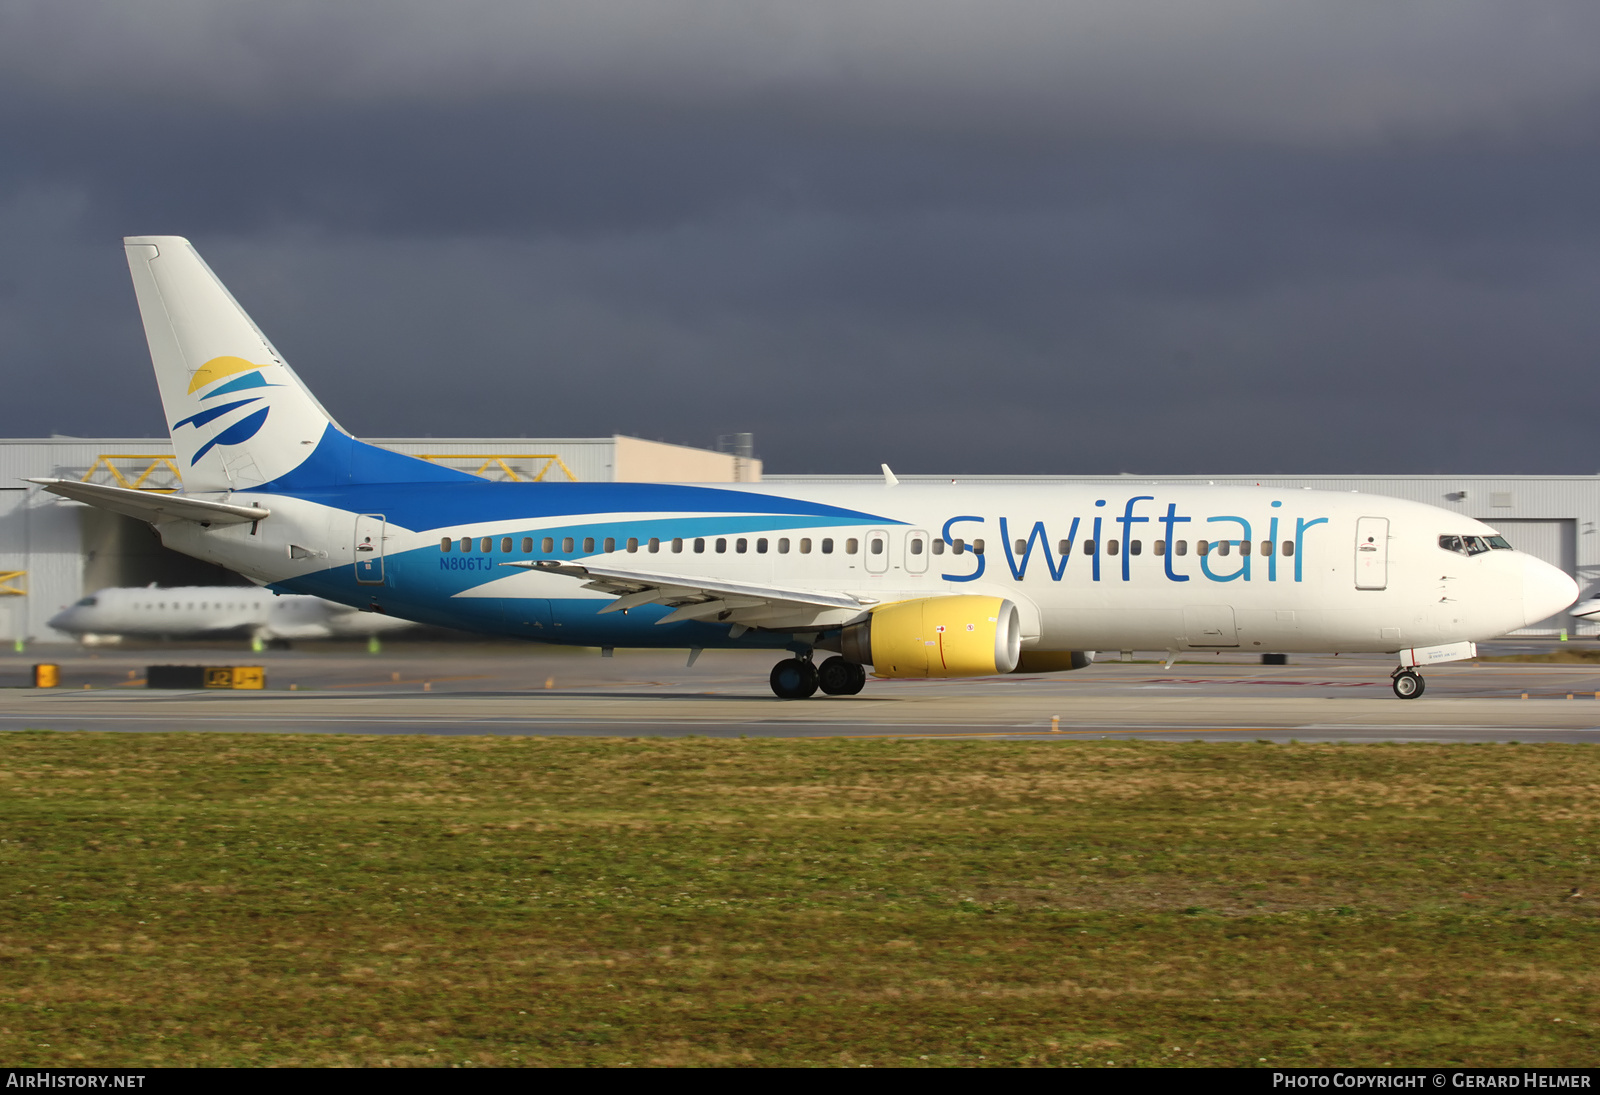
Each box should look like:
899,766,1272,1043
839,595,1021,678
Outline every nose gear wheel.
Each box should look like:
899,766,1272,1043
1391,669,1425,699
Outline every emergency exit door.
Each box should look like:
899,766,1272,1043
1355,516,1388,590
354,514,386,584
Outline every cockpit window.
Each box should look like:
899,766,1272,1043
1487,535,1512,550
1439,534,1494,556
74,596,97,607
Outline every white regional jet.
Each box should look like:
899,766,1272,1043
27,238,1579,699
48,585,416,644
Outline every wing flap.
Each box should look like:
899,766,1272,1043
499,559,867,625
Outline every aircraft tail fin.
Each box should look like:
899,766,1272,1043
123,236,473,493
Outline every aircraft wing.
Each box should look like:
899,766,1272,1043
26,478,270,526
498,559,871,625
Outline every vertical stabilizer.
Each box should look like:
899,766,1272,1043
124,236,471,493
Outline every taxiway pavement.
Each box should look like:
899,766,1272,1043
5,642,1600,742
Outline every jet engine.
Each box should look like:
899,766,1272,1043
838,595,1021,678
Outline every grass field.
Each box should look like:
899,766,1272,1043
1,732,1596,1067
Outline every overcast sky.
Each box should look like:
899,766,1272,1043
3,1,1600,474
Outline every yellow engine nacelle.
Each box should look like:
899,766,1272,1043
1012,651,1095,673
839,596,1021,678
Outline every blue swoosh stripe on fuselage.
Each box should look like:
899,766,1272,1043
429,513,874,551
243,481,903,534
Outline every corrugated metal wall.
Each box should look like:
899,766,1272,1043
10,444,1600,642
0,437,622,641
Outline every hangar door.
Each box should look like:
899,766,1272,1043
1492,519,1576,636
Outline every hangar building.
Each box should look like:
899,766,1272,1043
0,435,759,643
3,436,1592,642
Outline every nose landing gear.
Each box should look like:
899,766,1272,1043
1391,668,1425,699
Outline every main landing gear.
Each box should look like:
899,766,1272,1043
770,655,867,699
1391,668,1426,700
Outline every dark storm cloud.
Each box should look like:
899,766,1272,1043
3,1,1600,474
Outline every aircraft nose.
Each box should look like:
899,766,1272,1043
1522,555,1579,628
46,609,73,630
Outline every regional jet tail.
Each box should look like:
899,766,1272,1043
29,237,1579,699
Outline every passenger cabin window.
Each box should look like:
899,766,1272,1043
603,537,616,553
481,537,492,553
627,538,639,553
1081,540,1095,555
1129,540,1141,556
649,538,660,553
1014,539,1027,555
542,537,554,553
910,537,923,555
821,538,835,554
870,538,884,554
716,538,728,553
1197,540,1210,556
672,538,684,553
694,538,705,553
972,539,985,555
1058,540,1072,555
736,538,748,554
931,539,945,555
778,538,790,553
460,537,473,553
1107,540,1120,556
501,537,512,553
1282,541,1294,557
1217,541,1230,557
757,538,768,553
1175,540,1188,556
561,537,574,552
846,538,859,554
440,538,451,552
800,538,812,554
1238,540,1250,556
522,537,533,553
1259,540,1271,556
1154,540,1166,556
952,539,965,555
582,537,595,553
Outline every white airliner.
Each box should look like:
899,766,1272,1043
27,238,1578,699
1568,592,1600,621
48,585,416,643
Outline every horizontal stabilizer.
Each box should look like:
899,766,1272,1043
27,478,269,526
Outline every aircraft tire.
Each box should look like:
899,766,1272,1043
1392,671,1425,699
770,658,820,700
817,656,867,696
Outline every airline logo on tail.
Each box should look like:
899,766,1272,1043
171,356,280,465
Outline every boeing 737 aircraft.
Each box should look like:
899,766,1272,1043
49,585,416,644
28,238,1579,699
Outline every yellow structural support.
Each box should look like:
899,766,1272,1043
0,571,24,596
416,454,578,482
79,455,183,492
